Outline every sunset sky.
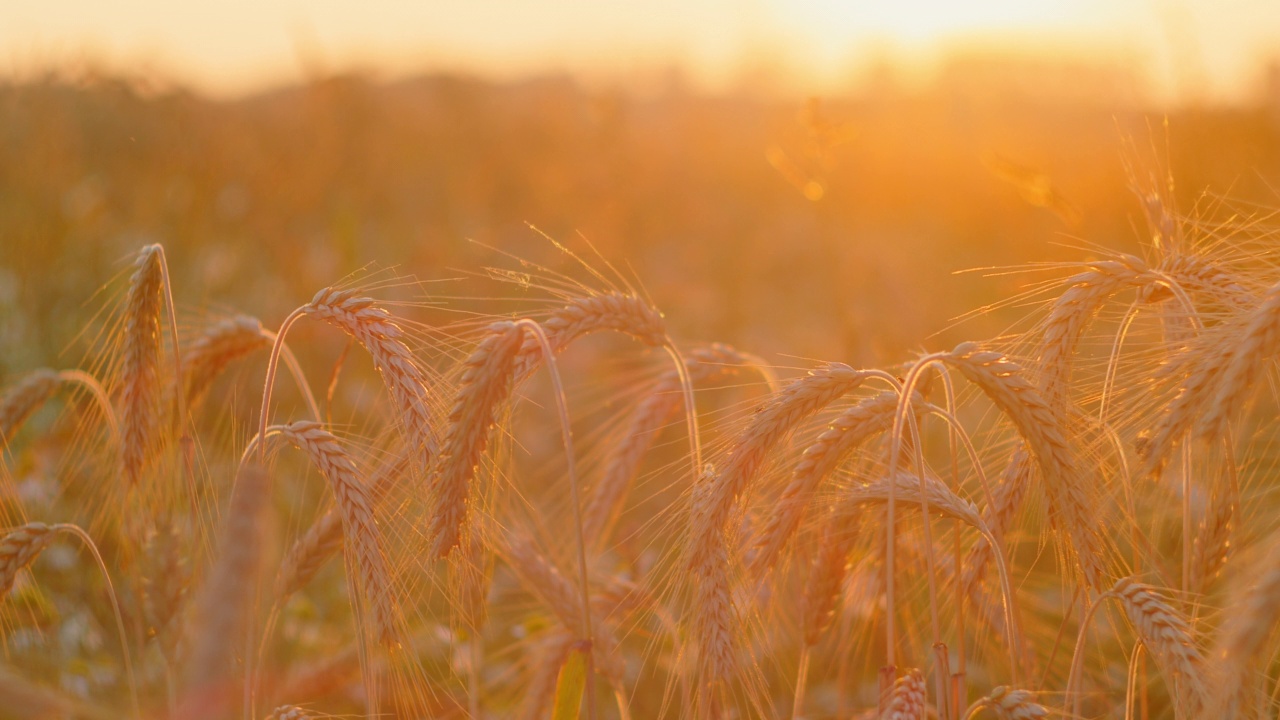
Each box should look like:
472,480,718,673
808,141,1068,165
4,0,1279,101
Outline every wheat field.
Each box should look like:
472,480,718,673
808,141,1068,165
4,72,1280,720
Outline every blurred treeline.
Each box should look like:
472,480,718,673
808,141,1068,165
3,57,1280,376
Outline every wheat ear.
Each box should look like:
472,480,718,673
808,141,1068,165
0,522,57,595
1110,577,1205,714
511,291,669,381
750,390,898,577
584,342,758,548
119,245,165,485
1199,278,1280,441
945,342,1107,589
883,668,927,720
276,421,396,645
274,450,408,602
492,527,625,683
429,320,524,558
300,287,436,461
1206,536,1280,716
182,464,270,718
962,686,1048,720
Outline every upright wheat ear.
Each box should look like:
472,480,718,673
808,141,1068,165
120,245,165,485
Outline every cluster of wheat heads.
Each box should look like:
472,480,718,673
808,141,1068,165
4,202,1280,719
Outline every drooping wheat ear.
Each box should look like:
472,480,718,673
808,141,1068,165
119,245,165,485
958,448,1033,596
183,463,269,705
883,668,927,720
511,291,669,380
689,362,867,571
429,321,524,558
1198,278,1280,442
0,369,59,445
1188,478,1235,595
142,517,190,661
685,464,737,685
276,421,396,645
182,314,272,405
0,369,120,449
274,451,409,602
750,390,898,578
301,286,436,467
492,527,625,682
1037,256,1153,404
945,342,1107,589
1208,537,1280,714
1110,577,1205,711
0,522,56,595
845,472,984,529
800,507,861,647
965,686,1048,720
267,705,319,720
1144,251,1254,308
584,342,757,547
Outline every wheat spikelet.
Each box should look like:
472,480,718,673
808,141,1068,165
119,245,165,485
584,342,755,547
277,421,396,644
801,508,861,647
1110,577,1205,710
301,286,436,469
750,390,897,577
975,686,1048,719
511,291,668,380
883,668,926,720
0,522,56,595
182,463,269,712
429,321,524,558
0,369,60,445
274,450,409,601
492,526,625,682
183,314,272,404
945,342,1107,589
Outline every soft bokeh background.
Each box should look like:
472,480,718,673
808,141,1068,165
4,1,1280,374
